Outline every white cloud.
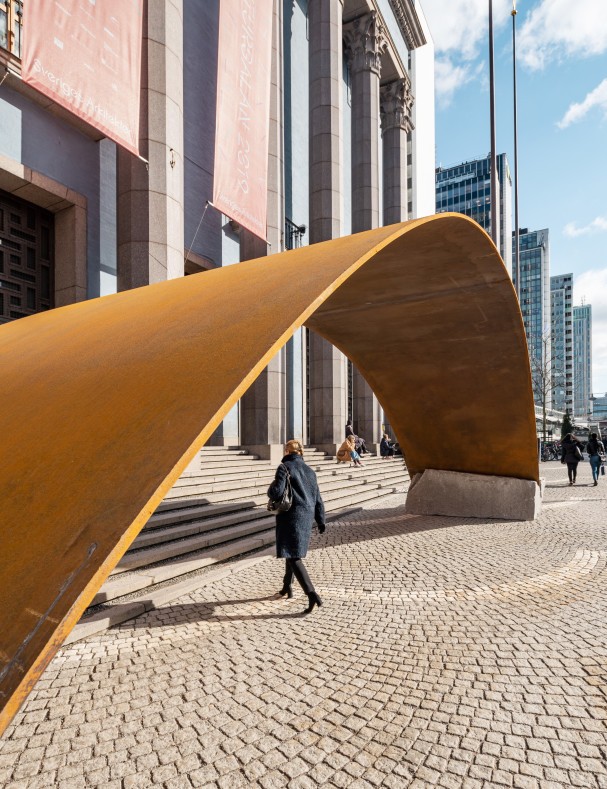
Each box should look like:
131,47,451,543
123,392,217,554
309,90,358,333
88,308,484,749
518,0,607,70
434,58,473,107
422,0,511,58
564,216,607,238
557,78,607,129
422,0,511,100
575,269,607,394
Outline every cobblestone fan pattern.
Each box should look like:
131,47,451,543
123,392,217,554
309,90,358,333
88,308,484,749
2,464,607,788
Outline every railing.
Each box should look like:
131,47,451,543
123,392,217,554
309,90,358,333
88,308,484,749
285,217,306,250
0,0,23,58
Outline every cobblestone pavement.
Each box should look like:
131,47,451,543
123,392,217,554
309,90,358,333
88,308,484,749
2,462,607,789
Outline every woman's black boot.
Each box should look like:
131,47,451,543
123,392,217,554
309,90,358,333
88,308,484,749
278,563,294,598
304,591,322,614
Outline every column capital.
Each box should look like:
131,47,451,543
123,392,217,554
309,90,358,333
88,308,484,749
343,11,387,76
380,78,414,133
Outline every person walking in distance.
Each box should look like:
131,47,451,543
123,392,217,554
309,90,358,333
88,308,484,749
586,432,606,486
268,440,326,613
561,432,583,486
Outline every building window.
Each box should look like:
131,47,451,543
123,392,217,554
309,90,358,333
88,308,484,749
0,0,23,57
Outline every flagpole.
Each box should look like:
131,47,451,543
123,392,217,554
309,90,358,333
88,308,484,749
489,0,498,248
512,0,521,297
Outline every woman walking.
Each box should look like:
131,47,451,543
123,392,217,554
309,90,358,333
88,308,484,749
268,440,326,614
586,432,606,486
561,433,583,485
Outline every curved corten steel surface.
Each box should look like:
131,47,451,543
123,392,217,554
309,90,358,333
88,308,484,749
0,214,537,733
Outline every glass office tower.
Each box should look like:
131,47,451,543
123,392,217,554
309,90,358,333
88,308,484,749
550,274,574,414
513,228,551,409
435,153,512,275
573,304,592,420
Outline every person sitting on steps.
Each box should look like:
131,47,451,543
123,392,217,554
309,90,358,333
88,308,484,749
345,420,368,455
380,433,396,459
336,435,364,467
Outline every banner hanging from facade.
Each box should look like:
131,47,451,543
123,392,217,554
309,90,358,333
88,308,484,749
213,0,273,240
22,0,143,156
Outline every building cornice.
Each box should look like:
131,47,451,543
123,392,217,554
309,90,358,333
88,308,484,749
388,0,426,50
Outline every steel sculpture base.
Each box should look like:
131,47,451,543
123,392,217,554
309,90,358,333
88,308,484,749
0,214,539,735
405,469,542,521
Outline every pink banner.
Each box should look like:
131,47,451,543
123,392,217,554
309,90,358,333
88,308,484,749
213,0,273,240
22,0,143,156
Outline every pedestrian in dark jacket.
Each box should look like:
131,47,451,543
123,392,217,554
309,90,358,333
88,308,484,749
561,433,583,485
268,439,326,613
586,432,605,486
380,433,395,459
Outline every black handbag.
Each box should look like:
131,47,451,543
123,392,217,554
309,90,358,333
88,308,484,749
267,463,293,512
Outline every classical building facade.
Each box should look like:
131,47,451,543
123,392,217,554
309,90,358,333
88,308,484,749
0,0,435,460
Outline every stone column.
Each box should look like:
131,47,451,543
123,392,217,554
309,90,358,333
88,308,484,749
117,0,184,288
381,78,414,225
240,0,286,465
344,11,385,233
307,0,347,454
344,11,386,447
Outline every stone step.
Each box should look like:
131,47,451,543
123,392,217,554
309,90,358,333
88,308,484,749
165,468,408,504
153,499,254,518
169,464,406,495
114,517,276,574
146,502,264,533
91,529,277,606
135,507,271,547
172,456,391,486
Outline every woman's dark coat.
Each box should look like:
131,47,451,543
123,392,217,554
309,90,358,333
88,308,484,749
380,437,393,457
587,438,605,456
268,453,325,558
561,437,582,463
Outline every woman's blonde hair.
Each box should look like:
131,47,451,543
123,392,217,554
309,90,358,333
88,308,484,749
285,439,304,456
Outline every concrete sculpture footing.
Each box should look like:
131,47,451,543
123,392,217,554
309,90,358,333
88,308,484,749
405,469,543,521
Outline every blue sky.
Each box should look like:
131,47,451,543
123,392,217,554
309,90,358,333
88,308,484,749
422,0,607,393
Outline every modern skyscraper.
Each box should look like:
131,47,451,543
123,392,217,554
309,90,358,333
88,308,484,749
435,153,512,274
513,228,551,409
573,304,592,420
550,274,574,414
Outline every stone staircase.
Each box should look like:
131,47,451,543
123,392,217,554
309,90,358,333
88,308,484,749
69,446,409,643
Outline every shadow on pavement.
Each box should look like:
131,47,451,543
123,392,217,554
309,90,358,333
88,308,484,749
126,594,315,629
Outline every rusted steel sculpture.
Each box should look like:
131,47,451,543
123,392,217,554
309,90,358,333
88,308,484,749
0,215,537,734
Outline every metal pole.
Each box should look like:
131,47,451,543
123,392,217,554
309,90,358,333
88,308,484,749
512,1,521,298
489,0,498,247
